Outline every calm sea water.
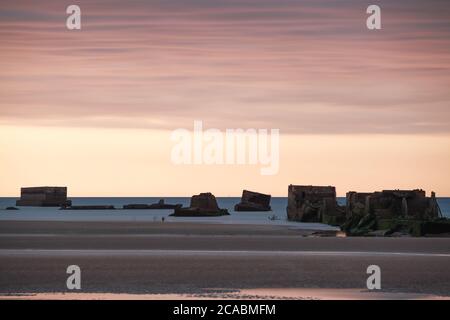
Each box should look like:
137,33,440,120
0,197,449,226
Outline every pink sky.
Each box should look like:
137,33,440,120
0,1,449,196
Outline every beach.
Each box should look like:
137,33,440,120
1,220,449,299
2,0,450,308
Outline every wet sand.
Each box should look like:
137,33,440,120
3,289,448,300
0,220,449,299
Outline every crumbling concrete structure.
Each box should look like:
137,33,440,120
16,186,71,207
286,185,447,236
123,199,182,210
286,185,344,224
346,189,441,220
171,192,229,217
234,190,271,211
344,189,444,236
61,205,115,210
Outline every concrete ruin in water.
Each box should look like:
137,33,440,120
234,190,271,211
16,186,71,207
286,184,447,236
171,192,229,217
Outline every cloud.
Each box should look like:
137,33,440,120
0,0,449,133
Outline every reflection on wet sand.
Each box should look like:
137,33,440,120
1,289,448,300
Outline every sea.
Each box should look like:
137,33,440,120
0,197,449,228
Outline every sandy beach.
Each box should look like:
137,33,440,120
2,0,450,308
2,289,448,300
0,220,449,299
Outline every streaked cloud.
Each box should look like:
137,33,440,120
1,0,449,133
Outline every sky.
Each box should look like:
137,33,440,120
0,0,449,196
